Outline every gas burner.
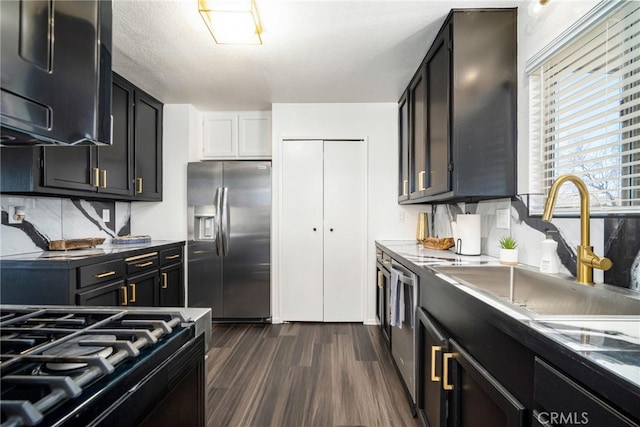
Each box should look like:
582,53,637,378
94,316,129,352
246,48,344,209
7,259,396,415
43,334,116,371
0,307,195,427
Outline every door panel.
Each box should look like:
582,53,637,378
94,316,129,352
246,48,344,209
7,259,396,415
221,161,271,319
281,140,324,321
323,140,364,321
43,146,96,191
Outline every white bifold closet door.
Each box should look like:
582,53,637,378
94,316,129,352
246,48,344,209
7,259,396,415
281,139,365,322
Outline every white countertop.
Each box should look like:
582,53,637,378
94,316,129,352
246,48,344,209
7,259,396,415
376,239,640,389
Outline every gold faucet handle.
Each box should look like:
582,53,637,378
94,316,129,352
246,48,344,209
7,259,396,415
590,255,612,271
582,247,613,271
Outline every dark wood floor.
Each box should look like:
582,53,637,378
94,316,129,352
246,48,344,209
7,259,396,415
206,323,421,427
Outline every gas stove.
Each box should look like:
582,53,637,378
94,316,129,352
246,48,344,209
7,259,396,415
0,306,206,427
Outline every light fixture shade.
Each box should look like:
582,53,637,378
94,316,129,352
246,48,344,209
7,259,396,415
199,0,263,45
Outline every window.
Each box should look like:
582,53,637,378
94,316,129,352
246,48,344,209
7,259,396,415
528,0,640,214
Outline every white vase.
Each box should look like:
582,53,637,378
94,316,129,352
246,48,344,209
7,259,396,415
500,248,518,266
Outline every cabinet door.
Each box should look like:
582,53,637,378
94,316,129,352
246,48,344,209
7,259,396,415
533,358,637,426
43,146,97,191
98,74,134,196
127,270,159,306
238,112,270,157
448,339,526,427
77,280,125,306
424,29,450,197
323,140,365,322
134,90,163,201
202,113,238,158
409,66,427,199
398,91,410,202
281,139,324,321
416,308,449,427
160,263,184,307
0,1,102,145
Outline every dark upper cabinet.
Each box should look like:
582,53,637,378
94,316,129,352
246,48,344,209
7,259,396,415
0,74,161,201
399,9,516,204
409,67,427,200
0,0,112,146
134,90,163,201
398,91,410,202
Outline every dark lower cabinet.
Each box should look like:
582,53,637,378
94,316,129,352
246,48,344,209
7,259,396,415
449,340,526,427
126,270,158,306
533,358,637,427
375,255,391,346
77,280,125,306
416,309,525,427
416,308,449,427
160,263,184,307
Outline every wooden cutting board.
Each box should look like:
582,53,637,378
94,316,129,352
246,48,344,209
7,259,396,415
48,238,106,251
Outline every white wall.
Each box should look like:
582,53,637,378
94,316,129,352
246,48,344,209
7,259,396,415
516,0,601,193
131,104,200,240
271,103,425,324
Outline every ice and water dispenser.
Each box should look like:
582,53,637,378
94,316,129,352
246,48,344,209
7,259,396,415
194,206,216,240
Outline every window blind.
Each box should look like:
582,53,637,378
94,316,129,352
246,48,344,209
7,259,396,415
530,1,640,214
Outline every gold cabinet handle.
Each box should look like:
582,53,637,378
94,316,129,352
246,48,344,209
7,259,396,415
162,272,168,289
121,286,128,306
136,177,143,194
166,254,180,260
443,352,454,391
125,252,158,262
403,179,408,196
135,261,154,268
95,271,116,279
93,168,100,188
100,169,107,188
431,346,442,381
377,271,383,289
418,171,426,191
383,259,391,266
129,283,136,303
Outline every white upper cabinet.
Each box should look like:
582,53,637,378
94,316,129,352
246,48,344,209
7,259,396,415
202,111,271,159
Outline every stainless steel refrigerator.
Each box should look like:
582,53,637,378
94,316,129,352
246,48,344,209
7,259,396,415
187,161,271,321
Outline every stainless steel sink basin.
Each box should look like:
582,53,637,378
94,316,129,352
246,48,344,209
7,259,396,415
435,265,640,316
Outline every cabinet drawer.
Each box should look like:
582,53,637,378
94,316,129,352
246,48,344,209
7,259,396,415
78,259,125,289
533,358,636,426
160,247,182,266
125,252,159,274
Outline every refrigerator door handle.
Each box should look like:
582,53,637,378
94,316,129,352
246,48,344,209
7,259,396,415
214,187,222,256
221,187,230,256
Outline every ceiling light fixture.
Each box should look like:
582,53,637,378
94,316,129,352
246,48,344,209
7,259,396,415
528,0,551,19
198,0,263,45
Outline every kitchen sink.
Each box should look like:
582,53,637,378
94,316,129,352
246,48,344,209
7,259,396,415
435,265,640,317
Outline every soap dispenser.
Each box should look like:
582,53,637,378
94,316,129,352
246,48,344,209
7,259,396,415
539,233,559,274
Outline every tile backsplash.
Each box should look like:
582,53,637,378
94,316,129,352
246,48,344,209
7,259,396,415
1,195,131,256
430,197,640,291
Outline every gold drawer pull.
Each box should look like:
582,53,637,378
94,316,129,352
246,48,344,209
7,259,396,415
135,261,154,268
162,272,168,289
100,169,107,188
129,283,137,303
125,252,158,262
121,286,128,305
166,254,180,260
431,346,442,381
94,271,116,279
136,177,143,194
443,353,454,391
93,168,100,188
377,271,383,288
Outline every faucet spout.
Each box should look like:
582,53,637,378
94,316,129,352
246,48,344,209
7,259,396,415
541,174,612,285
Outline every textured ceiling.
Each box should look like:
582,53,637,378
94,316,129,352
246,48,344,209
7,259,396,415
112,0,522,111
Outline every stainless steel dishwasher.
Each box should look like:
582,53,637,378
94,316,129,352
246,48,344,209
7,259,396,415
390,260,418,405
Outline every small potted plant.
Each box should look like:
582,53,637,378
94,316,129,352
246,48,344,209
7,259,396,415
499,236,518,266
